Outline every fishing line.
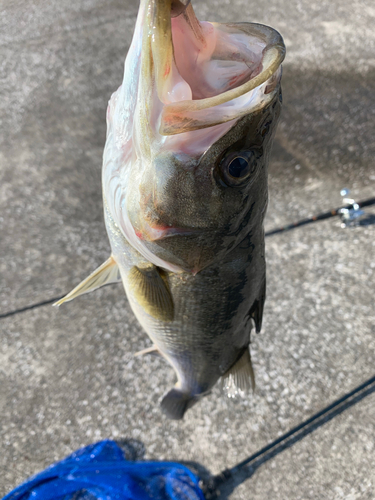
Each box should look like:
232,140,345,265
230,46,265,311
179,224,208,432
1,195,374,320
202,374,375,499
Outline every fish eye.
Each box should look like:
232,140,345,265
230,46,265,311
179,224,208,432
228,156,249,178
218,149,261,187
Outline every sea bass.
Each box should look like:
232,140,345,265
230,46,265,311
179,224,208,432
56,0,285,419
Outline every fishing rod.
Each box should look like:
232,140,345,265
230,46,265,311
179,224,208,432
202,373,375,499
265,194,375,237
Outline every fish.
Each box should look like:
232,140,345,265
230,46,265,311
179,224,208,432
55,0,285,419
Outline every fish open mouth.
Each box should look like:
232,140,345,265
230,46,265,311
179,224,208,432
143,0,285,135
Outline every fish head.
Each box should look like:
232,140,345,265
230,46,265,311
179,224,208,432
103,0,285,274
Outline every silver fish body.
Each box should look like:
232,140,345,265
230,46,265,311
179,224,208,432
57,0,285,419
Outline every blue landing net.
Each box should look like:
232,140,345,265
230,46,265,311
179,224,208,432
3,440,205,500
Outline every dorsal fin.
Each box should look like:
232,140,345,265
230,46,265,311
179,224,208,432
53,256,120,306
221,347,255,398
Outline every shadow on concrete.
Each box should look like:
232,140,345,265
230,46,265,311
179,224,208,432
115,438,146,461
357,213,375,227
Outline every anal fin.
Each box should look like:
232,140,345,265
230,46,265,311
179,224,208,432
221,347,255,398
128,265,174,322
53,256,120,306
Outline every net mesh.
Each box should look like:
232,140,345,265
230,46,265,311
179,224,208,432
3,440,205,500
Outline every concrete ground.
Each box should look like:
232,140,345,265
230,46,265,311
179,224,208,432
1,0,374,498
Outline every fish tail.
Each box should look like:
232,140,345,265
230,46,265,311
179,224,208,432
160,388,197,420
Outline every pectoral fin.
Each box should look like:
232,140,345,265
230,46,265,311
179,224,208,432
221,348,255,398
53,256,120,306
128,266,174,322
